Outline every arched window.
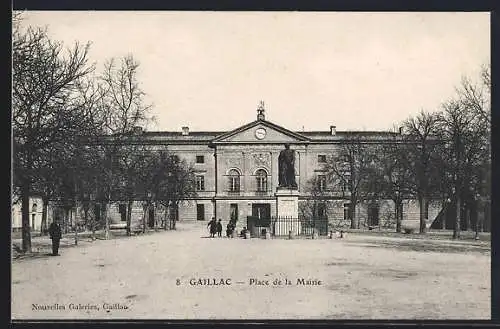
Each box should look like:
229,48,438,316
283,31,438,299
228,169,240,192
255,169,267,192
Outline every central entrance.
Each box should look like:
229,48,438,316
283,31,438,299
249,203,271,237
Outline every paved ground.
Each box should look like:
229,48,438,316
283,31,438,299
11,221,490,320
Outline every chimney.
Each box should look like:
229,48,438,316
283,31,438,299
398,127,403,134
330,125,336,136
181,126,189,136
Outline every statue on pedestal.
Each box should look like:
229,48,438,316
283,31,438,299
278,143,297,189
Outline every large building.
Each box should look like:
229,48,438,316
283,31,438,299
13,107,443,234
109,106,440,232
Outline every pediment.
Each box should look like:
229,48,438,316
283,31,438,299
211,120,310,144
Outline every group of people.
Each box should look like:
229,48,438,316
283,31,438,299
207,217,248,238
207,218,223,238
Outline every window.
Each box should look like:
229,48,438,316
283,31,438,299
315,202,326,218
342,173,352,192
230,204,238,222
343,203,351,221
196,175,205,191
255,169,267,192
228,169,240,192
318,155,327,163
317,175,327,191
196,155,205,164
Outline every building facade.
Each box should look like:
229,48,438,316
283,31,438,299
111,109,441,232
12,109,444,234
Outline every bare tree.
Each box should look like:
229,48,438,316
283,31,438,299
401,111,442,234
324,134,379,229
439,99,489,239
371,133,413,233
95,55,154,239
13,21,94,252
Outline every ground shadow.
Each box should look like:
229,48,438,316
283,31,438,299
344,239,490,255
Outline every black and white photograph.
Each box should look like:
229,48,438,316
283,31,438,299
11,11,491,320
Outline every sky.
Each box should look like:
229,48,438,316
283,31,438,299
18,11,490,133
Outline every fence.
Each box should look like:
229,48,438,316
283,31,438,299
247,216,329,238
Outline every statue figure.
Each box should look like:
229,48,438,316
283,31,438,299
278,143,297,188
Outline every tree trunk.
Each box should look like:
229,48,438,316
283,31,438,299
163,207,168,230
64,208,70,234
172,202,179,230
142,204,147,233
475,201,481,240
153,203,158,232
103,202,110,240
453,196,461,239
21,180,32,253
419,195,427,234
41,197,48,236
350,197,357,229
90,204,96,240
74,206,78,246
465,207,470,231
441,202,446,230
83,207,89,230
395,199,401,233
126,201,133,236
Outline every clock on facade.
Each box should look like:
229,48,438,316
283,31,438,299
255,128,267,140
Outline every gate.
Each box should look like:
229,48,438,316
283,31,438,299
246,215,328,238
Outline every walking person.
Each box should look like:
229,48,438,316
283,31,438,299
48,220,62,256
207,217,217,238
216,219,223,237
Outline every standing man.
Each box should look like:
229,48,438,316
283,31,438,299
216,219,223,237
48,220,62,256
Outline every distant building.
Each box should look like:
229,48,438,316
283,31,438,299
11,196,45,232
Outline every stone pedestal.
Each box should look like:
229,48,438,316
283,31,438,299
275,187,300,236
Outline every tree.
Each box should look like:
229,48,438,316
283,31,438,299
371,133,413,233
401,111,442,233
438,68,490,239
13,18,94,252
324,134,379,229
156,155,197,230
94,55,154,239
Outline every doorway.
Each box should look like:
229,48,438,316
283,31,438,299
368,203,380,226
252,203,271,220
148,208,155,228
197,204,205,221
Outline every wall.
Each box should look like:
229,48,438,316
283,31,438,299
11,197,44,232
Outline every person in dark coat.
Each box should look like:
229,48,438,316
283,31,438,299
216,219,223,237
207,217,217,238
226,222,234,238
48,220,62,256
240,227,249,238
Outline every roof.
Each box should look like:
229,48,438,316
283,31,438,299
93,119,401,144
